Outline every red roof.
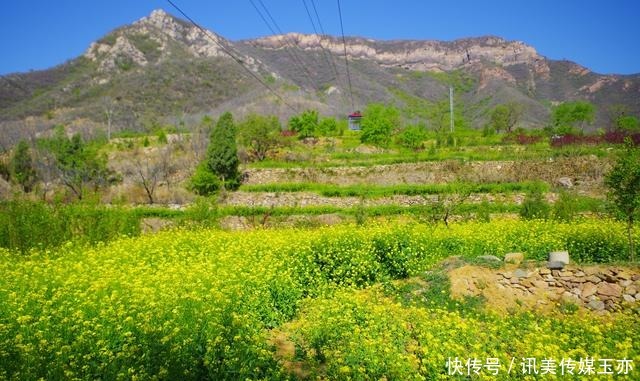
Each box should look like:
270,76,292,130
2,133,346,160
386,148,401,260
348,111,362,118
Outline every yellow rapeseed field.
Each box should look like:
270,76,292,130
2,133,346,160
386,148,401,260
0,219,638,379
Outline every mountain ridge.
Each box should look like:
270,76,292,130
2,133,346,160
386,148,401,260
1,8,638,145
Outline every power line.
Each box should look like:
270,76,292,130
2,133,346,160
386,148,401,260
248,0,316,90
310,0,340,80
254,0,319,90
166,0,298,113
301,0,339,80
336,0,354,110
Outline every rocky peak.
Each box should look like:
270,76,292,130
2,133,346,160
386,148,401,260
252,33,543,72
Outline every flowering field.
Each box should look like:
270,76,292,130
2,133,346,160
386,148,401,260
0,220,638,379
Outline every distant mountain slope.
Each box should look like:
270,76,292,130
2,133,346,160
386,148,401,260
1,8,639,141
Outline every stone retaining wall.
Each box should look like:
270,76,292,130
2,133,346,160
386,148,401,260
497,266,640,312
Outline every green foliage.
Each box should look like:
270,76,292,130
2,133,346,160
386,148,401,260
617,115,640,132
156,129,168,144
189,162,221,196
316,117,343,137
489,102,523,133
428,99,468,135
128,33,161,61
288,109,319,139
396,125,427,150
241,181,551,198
553,191,580,221
38,131,115,200
97,34,118,46
238,114,282,161
551,100,596,133
605,140,640,260
360,103,400,147
519,189,550,220
0,200,139,253
10,140,37,193
114,54,134,71
427,69,477,93
482,123,496,137
207,112,240,190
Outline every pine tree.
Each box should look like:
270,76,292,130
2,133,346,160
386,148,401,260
207,112,240,190
10,140,37,193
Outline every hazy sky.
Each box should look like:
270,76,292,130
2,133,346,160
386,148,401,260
1,0,639,75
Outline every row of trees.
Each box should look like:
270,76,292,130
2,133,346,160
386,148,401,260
486,100,639,136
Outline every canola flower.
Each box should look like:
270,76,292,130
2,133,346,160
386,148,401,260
0,219,637,379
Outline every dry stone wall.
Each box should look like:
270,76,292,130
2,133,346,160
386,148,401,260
497,266,640,312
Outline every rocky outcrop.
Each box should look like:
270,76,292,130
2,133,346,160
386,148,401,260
85,35,149,72
252,33,543,72
84,9,261,74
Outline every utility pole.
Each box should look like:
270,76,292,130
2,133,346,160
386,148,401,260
449,86,454,133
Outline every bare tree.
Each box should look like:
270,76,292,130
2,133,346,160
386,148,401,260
190,120,210,164
133,152,162,205
128,147,175,204
421,186,472,227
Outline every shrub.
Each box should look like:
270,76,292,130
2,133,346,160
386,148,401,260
519,189,550,220
188,162,221,196
396,125,426,150
360,103,400,147
553,191,579,221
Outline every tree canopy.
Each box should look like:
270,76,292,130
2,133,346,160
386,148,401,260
489,103,523,133
10,140,37,193
38,130,115,199
207,112,240,190
288,110,319,139
238,114,282,161
551,101,595,133
360,103,400,147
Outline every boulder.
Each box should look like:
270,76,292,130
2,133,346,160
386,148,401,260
585,275,601,283
587,300,605,311
620,280,633,288
622,294,636,303
549,251,570,265
597,283,622,297
557,177,573,188
582,283,598,298
533,280,548,289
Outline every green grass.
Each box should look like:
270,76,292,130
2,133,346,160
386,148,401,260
240,181,550,197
